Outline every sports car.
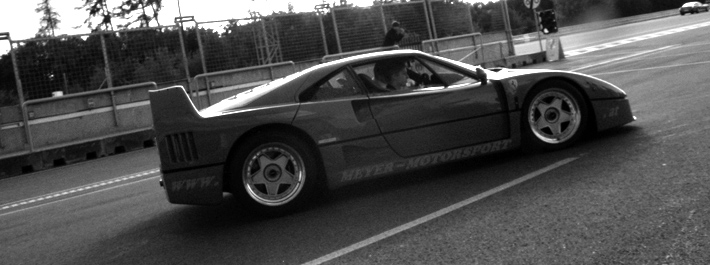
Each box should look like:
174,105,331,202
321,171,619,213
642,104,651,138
149,50,634,216
679,2,708,15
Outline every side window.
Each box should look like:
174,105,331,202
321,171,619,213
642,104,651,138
419,58,479,87
352,57,440,93
299,69,362,102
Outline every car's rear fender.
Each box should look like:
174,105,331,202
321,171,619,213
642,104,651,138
221,122,326,193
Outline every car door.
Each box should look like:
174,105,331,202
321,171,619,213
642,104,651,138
355,56,509,157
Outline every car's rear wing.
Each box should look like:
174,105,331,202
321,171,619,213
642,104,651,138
149,86,202,134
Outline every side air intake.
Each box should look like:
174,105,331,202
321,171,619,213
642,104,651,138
165,132,198,163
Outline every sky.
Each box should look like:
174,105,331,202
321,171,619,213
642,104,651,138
0,0,494,54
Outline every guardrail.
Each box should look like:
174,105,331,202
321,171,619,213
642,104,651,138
191,62,297,108
1,82,158,177
19,82,158,154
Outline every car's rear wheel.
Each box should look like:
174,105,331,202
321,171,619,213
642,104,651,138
230,131,322,216
522,80,587,151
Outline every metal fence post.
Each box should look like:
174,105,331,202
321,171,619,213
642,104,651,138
425,0,437,39
176,17,192,97
331,8,342,54
466,4,475,34
4,33,31,151
100,34,113,88
99,33,119,126
422,1,433,40
195,26,208,74
379,5,387,34
315,5,330,56
7,35,34,151
194,20,207,109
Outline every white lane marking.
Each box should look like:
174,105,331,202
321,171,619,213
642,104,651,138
303,157,579,265
0,168,160,212
565,21,710,57
591,60,710,76
0,176,159,218
571,45,675,72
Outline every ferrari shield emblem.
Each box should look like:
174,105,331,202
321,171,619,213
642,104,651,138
509,79,519,90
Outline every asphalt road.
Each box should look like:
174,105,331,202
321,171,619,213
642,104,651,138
2,14,710,264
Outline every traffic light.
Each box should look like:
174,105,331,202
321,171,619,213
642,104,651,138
538,9,558,34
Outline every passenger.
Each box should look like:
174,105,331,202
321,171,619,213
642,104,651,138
373,59,409,91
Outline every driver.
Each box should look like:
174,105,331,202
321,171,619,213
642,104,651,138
373,59,409,91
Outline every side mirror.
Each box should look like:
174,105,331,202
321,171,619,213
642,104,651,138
476,68,488,85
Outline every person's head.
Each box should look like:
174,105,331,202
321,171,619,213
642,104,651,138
374,59,408,90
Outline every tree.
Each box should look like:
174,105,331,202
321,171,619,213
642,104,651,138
77,0,162,31
116,0,163,29
35,0,61,37
78,0,114,31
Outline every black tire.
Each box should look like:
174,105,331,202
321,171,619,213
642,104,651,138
229,131,323,217
522,80,588,152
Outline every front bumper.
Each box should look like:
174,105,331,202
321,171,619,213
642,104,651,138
592,98,635,132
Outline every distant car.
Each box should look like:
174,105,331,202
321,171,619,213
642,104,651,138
680,2,708,15
149,50,635,216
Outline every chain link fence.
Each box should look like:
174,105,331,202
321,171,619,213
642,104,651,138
1,0,513,108
5,25,189,104
430,1,475,38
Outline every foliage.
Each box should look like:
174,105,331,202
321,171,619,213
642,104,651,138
77,0,162,31
116,0,163,29
77,0,114,31
35,0,61,37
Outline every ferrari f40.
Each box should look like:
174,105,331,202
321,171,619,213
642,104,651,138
149,50,634,216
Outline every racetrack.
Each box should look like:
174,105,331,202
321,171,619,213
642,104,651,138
2,14,710,264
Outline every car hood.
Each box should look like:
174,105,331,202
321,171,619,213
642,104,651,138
485,67,627,100
485,68,555,80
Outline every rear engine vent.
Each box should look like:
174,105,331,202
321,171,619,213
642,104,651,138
165,132,198,163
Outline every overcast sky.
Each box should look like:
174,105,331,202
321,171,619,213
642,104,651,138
0,0,492,54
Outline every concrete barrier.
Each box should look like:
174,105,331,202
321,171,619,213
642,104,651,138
0,83,158,179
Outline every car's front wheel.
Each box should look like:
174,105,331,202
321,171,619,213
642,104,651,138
522,80,587,151
229,131,322,216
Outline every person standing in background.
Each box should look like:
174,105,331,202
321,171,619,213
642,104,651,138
382,21,405,47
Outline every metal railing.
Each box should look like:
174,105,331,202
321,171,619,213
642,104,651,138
422,33,484,64
191,62,296,108
19,82,157,154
